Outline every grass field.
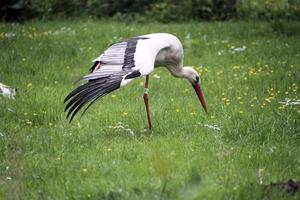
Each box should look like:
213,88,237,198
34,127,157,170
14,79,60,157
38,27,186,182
0,20,300,199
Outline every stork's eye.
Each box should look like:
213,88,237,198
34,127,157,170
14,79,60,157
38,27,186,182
195,76,199,83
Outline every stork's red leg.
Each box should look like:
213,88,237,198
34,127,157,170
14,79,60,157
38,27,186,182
144,75,152,129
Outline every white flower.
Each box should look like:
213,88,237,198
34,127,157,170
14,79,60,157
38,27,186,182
278,98,300,106
153,74,161,79
108,122,134,136
4,33,16,38
221,40,229,43
204,124,221,131
233,46,246,52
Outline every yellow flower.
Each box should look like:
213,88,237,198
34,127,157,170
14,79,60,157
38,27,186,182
265,98,271,103
237,96,242,100
122,112,128,116
239,110,244,114
105,148,112,152
250,104,254,107
176,109,180,113
27,83,33,88
82,168,87,172
111,94,116,98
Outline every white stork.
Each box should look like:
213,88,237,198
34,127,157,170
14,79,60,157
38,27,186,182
64,33,207,129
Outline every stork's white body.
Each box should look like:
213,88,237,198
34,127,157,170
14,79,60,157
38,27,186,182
92,33,184,86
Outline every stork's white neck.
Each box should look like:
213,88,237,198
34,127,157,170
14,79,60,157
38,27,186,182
167,66,188,78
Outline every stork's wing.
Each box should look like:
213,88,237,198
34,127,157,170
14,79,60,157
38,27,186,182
64,35,170,121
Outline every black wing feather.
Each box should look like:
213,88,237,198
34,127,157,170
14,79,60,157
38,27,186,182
64,36,148,121
65,74,123,121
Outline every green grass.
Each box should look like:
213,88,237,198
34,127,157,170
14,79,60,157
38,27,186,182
0,19,300,199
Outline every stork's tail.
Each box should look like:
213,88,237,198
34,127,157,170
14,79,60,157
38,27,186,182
64,76,122,122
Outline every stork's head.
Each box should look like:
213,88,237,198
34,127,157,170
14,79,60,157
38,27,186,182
182,66,208,113
182,66,201,84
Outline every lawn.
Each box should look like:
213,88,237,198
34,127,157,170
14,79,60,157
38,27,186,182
0,20,299,199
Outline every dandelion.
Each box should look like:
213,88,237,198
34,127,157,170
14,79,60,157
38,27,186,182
111,94,116,98
265,98,271,103
237,96,242,100
225,99,230,105
190,112,196,115
26,120,32,126
239,110,244,114
250,104,254,107
105,148,112,152
82,168,88,172
176,109,180,113
49,122,53,126
27,83,32,88
232,65,240,70
122,112,128,116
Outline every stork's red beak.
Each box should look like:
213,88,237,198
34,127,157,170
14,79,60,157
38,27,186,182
192,83,208,113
